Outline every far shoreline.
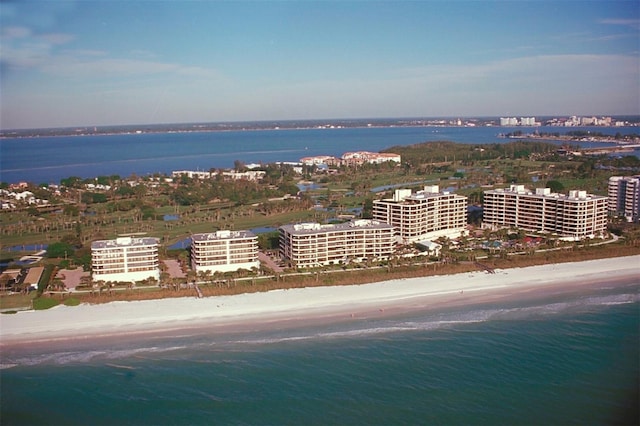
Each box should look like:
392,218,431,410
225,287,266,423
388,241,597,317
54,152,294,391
2,117,638,140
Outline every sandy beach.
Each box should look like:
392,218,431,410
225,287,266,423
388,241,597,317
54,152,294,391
1,255,638,346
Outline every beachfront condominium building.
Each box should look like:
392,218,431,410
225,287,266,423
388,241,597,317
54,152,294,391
371,186,468,243
279,219,395,268
483,185,607,239
608,176,640,223
91,237,160,283
191,230,260,274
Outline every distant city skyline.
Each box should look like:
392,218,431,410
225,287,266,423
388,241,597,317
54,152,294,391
1,0,639,130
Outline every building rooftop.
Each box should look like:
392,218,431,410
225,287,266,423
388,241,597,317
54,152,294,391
485,185,606,201
377,186,465,203
91,236,159,249
191,230,256,241
280,220,393,235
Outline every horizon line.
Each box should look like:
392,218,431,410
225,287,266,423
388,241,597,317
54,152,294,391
3,114,640,133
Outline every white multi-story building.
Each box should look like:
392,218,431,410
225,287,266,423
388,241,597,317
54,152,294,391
608,176,640,223
300,155,340,166
372,186,468,243
191,230,260,274
341,151,401,165
299,152,400,167
172,170,266,181
91,237,160,283
500,117,519,126
279,219,395,268
172,170,213,179
483,185,608,239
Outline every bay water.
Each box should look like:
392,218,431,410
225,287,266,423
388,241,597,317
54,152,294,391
1,279,638,425
1,126,637,185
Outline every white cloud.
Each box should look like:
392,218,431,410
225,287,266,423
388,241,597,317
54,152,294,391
1,25,224,82
249,54,640,118
2,50,638,128
39,32,74,45
59,49,107,57
0,26,75,70
40,56,224,81
129,49,159,59
2,26,31,39
600,19,640,30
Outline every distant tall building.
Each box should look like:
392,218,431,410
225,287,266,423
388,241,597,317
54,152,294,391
372,186,468,243
92,237,160,283
483,185,607,239
608,176,640,223
500,117,519,126
191,230,260,274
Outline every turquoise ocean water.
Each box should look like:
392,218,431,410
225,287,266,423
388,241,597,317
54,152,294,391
1,278,638,425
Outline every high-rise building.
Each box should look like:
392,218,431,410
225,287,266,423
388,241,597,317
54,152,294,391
278,219,395,268
91,237,160,283
483,185,607,239
372,186,468,243
191,230,260,273
608,176,640,223
500,117,519,126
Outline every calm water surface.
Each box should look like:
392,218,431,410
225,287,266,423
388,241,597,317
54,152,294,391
2,126,636,184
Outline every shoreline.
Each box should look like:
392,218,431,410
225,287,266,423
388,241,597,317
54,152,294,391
1,255,638,347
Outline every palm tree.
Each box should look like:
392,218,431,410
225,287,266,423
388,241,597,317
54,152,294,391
0,274,10,294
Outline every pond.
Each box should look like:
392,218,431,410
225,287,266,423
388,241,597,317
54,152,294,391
3,244,48,252
168,238,191,250
297,182,322,191
250,227,277,234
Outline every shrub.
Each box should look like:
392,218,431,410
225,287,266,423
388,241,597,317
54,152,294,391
33,297,59,310
46,242,75,259
63,297,81,306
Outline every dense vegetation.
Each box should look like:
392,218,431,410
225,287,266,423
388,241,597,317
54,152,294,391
382,140,561,165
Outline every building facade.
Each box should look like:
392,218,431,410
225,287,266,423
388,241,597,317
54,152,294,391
608,176,640,223
483,185,608,239
372,186,468,243
279,219,395,268
191,230,260,274
341,151,401,165
91,237,160,283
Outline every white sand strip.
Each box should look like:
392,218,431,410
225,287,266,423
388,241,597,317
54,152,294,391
1,256,638,345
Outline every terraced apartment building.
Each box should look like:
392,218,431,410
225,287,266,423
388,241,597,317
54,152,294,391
483,185,608,239
91,236,160,283
279,219,395,268
372,186,468,243
190,230,260,274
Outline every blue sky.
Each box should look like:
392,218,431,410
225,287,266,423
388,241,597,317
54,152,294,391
1,0,638,129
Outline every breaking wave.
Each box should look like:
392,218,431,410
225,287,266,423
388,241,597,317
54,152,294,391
3,290,637,367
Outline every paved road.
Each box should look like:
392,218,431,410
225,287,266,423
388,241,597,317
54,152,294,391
258,251,284,273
